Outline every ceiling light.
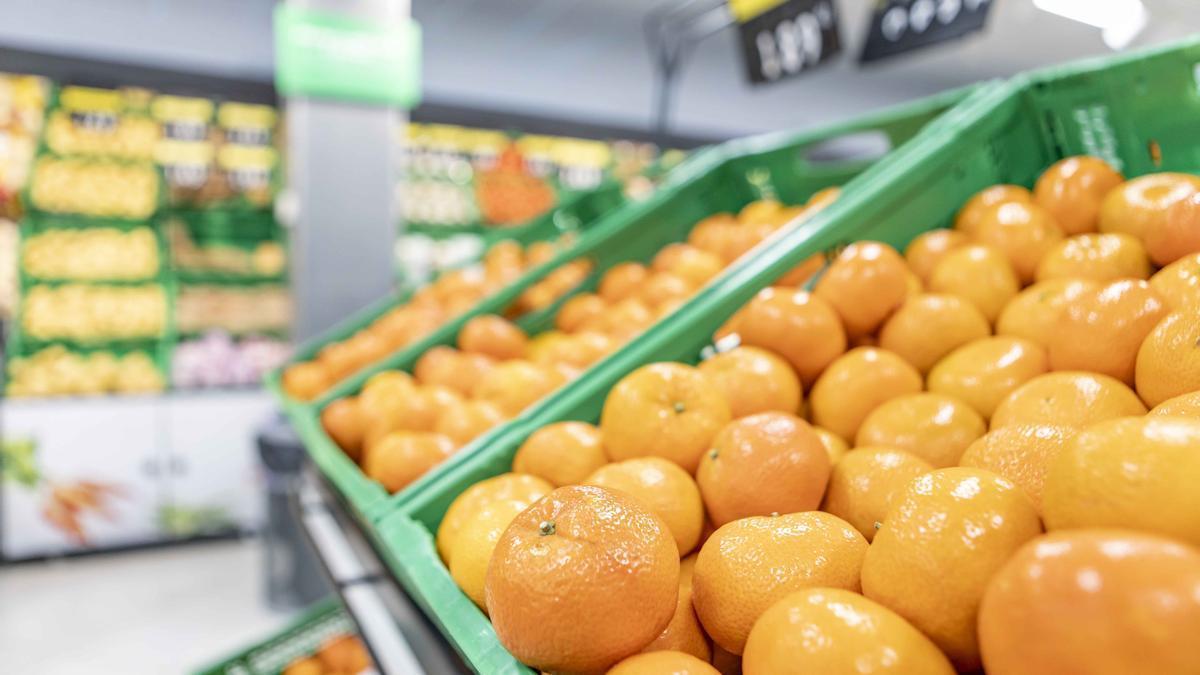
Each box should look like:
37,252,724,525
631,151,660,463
1033,0,1148,49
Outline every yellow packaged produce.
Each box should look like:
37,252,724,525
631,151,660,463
6,346,164,397
22,227,159,280
21,284,167,340
30,157,159,218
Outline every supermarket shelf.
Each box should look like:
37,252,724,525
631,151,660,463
291,465,471,675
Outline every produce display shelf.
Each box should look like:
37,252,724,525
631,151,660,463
279,85,972,533
264,180,627,415
365,37,1200,675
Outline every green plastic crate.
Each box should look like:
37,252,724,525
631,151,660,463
371,38,1200,674
193,598,358,675
264,181,626,414
289,87,970,531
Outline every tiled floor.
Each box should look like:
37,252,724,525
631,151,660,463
0,538,299,674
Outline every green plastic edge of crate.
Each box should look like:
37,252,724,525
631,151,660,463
293,84,975,530
263,181,626,409
373,38,1200,675
192,597,349,675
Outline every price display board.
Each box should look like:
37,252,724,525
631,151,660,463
731,0,842,85
860,0,993,63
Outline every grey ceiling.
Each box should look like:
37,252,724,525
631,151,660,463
1,0,1197,136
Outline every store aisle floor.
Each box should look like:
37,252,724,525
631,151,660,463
0,538,296,674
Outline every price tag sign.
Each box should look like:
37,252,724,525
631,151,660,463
733,0,841,85
860,0,993,64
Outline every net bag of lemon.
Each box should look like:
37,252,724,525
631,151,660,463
361,37,1200,675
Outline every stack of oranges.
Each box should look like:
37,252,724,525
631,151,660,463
282,235,579,402
320,192,840,496
280,634,371,675
429,156,1200,675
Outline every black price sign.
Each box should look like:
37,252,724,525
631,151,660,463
860,0,993,64
736,0,841,85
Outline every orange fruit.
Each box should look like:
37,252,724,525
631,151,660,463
855,392,986,467
1042,416,1200,546
609,651,719,675
955,184,1034,236
773,252,824,287
656,245,724,288
1147,187,1200,266
738,199,784,225
973,201,1065,283
743,588,954,675
457,314,528,360
433,399,507,447
643,581,705,658
1135,308,1200,407
1098,172,1200,240
587,457,704,555
928,244,1019,323
1033,155,1124,235
485,485,679,674
813,241,908,338
526,240,558,266
316,635,371,673
878,294,991,374
640,576,711,662
282,361,331,401
1034,232,1151,282
555,292,608,333
1047,279,1168,385
722,288,846,387
715,222,774,264
364,385,456,440
472,360,560,416
820,446,934,541
979,530,1200,675
697,346,801,418
812,426,848,464
413,346,496,396
696,412,831,527
687,214,738,258
639,272,694,309
905,228,968,283
281,658,321,675
321,397,366,461
1149,390,1200,417
600,362,732,473
1148,251,1200,311
861,467,1043,671
436,472,552,563
362,431,456,493
990,371,1147,429
995,278,1099,349
807,186,840,209
484,238,524,269
587,297,656,342
358,369,415,406
449,497,530,608
599,262,651,303
927,336,1048,419
512,421,608,488
903,270,922,297
316,341,364,381
692,512,867,655
532,330,614,370
958,423,1074,515
809,347,923,442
